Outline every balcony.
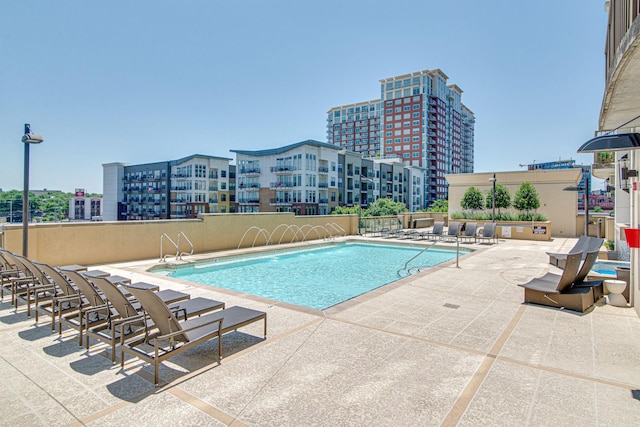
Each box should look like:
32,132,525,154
239,184,260,192
318,182,328,189
238,168,261,176
269,198,293,206
270,182,293,189
318,167,329,174
270,166,294,174
238,198,260,205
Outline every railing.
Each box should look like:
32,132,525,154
160,232,194,262
605,0,640,83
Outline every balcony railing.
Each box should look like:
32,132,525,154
605,1,640,83
270,182,293,189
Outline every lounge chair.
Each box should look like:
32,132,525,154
546,236,590,266
458,222,477,243
442,221,461,242
120,284,267,386
87,275,225,363
519,251,595,312
570,250,604,301
59,269,192,345
475,222,497,244
417,221,444,240
0,250,37,304
555,237,604,269
32,262,83,330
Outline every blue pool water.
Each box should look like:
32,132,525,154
591,260,630,276
157,242,466,310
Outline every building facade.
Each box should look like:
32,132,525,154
232,140,425,215
102,155,234,221
327,69,474,208
68,191,103,221
232,140,342,215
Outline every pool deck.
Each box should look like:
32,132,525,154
1,237,639,426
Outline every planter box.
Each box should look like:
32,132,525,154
494,221,552,241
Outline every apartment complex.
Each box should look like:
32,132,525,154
103,141,427,220
232,140,341,215
102,155,235,221
232,140,425,215
327,69,475,208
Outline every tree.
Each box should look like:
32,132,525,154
366,198,407,216
426,199,448,212
331,206,359,215
513,182,540,216
485,184,511,213
461,187,484,210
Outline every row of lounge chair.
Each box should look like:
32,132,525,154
377,221,498,244
519,236,605,313
0,248,267,386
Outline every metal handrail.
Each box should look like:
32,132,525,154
176,231,194,258
160,233,179,262
160,232,194,262
397,240,439,277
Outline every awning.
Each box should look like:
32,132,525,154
577,133,640,153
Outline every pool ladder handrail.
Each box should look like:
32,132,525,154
397,240,440,278
160,232,194,262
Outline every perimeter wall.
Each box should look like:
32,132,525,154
1,213,357,266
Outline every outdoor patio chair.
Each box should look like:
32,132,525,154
32,262,83,330
546,235,589,266
0,250,36,304
59,269,192,345
87,275,225,363
417,221,444,240
475,222,497,244
441,221,461,242
120,283,267,386
519,251,595,312
12,255,73,319
458,222,477,243
556,237,603,269
570,250,604,301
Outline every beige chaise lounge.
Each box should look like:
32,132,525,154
519,251,595,313
120,283,267,386
87,275,225,363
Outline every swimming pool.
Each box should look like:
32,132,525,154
591,260,630,276
153,242,468,310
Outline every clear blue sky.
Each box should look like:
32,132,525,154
1,1,608,194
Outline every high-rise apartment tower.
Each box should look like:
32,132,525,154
327,69,474,208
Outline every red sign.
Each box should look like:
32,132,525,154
75,188,85,197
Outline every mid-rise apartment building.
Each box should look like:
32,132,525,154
327,69,474,208
232,140,425,215
231,140,341,215
102,155,234,221
68,189,103,221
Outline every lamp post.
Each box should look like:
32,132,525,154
22,124,44,257
488,174,496,222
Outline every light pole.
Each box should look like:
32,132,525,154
22,124,44,257
488,174,496,222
